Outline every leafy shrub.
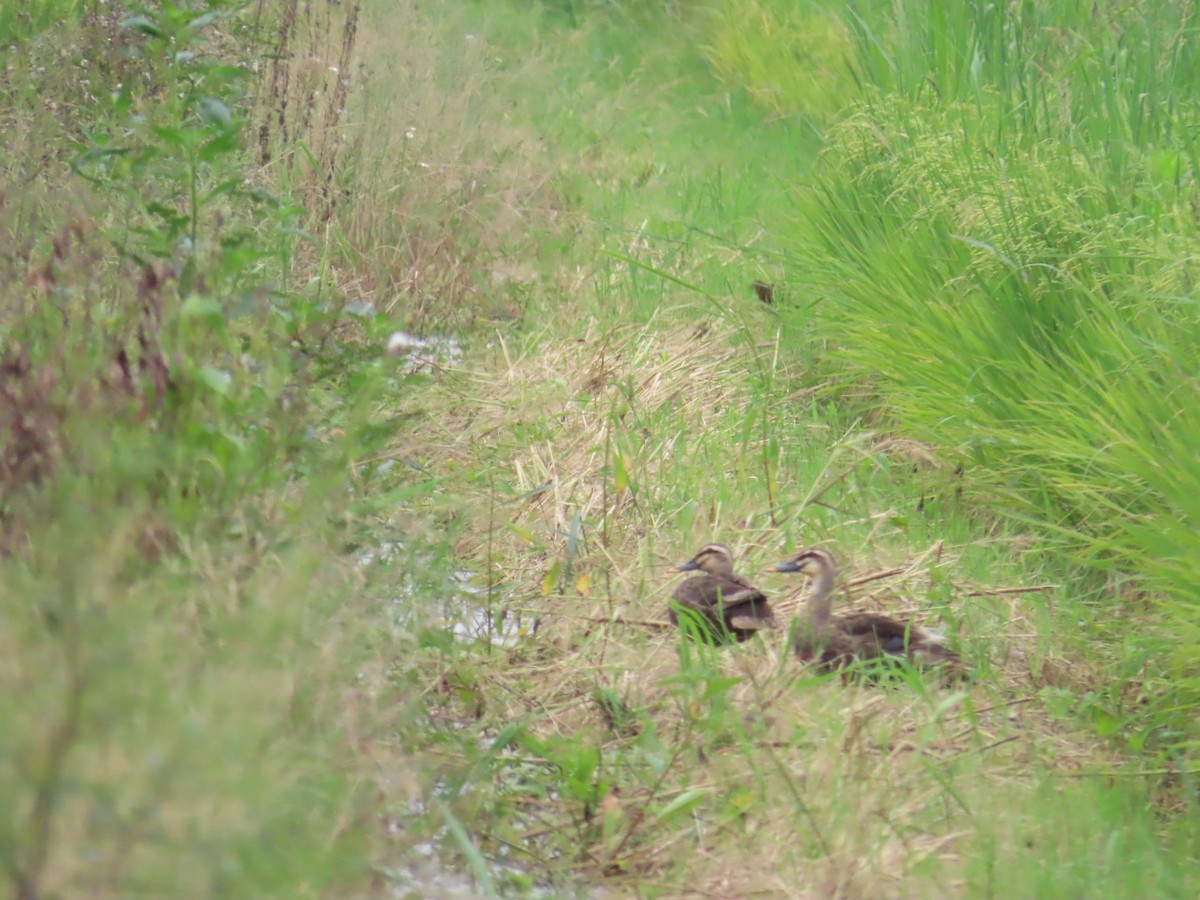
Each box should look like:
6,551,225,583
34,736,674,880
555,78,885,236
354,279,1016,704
0,4,397,897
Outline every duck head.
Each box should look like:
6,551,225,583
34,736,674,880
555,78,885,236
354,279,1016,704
775,547,838,577
676,543,736,577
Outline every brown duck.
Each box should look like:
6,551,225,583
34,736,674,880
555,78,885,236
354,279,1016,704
669,543,778,642
775,548,966,675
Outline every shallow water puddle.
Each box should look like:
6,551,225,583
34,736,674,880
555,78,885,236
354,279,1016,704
358,540,529,648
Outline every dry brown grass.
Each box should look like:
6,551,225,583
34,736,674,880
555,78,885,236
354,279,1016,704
293,0,567,331
250,0,560,330
373,305,1119,896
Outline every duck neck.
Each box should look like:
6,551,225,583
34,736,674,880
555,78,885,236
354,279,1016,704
801,567,836,631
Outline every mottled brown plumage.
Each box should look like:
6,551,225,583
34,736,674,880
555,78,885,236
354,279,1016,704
669,543,778,642
776,548,967,676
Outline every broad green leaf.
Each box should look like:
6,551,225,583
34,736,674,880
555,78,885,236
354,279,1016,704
541,561,561,597
181,295,224,326
197,367,232,396
654,788,709,821
197,97,233,130
614,451,629,494
120,16,166,38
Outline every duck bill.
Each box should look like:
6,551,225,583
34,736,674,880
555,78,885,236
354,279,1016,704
774,560,801,572
676,560,701,572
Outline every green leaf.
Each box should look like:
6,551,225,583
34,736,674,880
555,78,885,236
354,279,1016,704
181,295,224,326
197,367,232,396
701,676,743,699
416,627,456,652
203,178,244,203
152,125,200,151
198,130,240,162
71,146,131,174
197,98,233,130
1092,707,1121,739
246,186,283,207
487,722,528,756
654,788,710,821
186,11,222,32
205,64,250,84
541,561,561,596
435,800,499,900
120,16,166,38
614,450,629,494
516,481,554,501
565,510,583,564
343,301,378,320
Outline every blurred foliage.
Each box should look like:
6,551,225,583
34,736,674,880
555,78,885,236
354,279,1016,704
697,0,855,123
0,3,401,897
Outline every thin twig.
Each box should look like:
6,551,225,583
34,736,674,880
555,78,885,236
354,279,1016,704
564,613,675,631
847,566,906,589
761,741,833,857
14,660,85,900
946,697,1035,721
486,474,496,655
1056,766,1200,779
601,743,690,865
971,735,1022,755
964,584,1057,597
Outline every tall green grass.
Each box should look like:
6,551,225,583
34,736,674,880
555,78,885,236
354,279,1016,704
0,0,85,43
700,0,1200,753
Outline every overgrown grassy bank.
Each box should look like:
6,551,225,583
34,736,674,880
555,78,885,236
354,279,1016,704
1,3,395,896
349,1,1200,895
734,0,1200,753
3,0,1200,897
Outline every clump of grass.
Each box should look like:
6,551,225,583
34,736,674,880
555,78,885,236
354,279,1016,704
0,215,393,897
313,0,566,330
254,0,362,223
1,502,380,899
373,290,1163,892
0,0,86,43
772,0,1200,755
695,0,856,124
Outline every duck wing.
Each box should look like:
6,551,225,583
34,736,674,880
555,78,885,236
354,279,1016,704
712,576,776,629
671,575,776,633
727,599,778,631
794,628,860,668
837,613,965,672
838,612,940,650
671,574,765,612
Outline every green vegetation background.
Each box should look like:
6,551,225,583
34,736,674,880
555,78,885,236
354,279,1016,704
2,0,1199,897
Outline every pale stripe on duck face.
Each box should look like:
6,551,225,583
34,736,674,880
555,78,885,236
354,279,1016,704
675,542,737,577
774,547,838,577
